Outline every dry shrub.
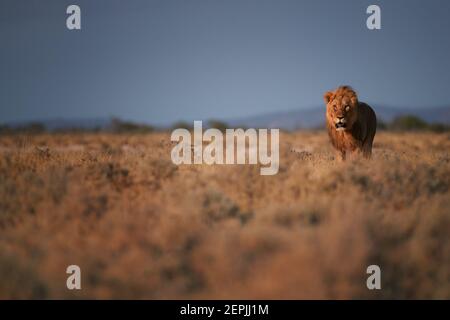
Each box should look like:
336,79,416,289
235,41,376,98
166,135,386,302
0,131,448,299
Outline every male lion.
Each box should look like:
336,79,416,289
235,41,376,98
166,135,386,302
324,86,377,160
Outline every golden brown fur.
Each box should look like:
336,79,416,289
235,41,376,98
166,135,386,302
324,86,377,160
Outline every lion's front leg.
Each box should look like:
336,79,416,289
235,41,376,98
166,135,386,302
348,149,364,161
362,141,373,159
335,150,346,161
348,141,369,161
362,148,372,159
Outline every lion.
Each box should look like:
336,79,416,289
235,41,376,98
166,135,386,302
324,86,377,160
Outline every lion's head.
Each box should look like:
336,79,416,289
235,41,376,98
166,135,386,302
324,86,359,132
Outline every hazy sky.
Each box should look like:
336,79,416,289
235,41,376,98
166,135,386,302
1,0,450,124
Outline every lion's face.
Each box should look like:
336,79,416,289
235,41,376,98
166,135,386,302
324,86,358,132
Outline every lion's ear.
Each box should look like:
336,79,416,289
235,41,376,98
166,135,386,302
351,96,358,106
324,91,334,104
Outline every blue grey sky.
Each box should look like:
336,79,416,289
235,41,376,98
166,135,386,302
1,0,450,124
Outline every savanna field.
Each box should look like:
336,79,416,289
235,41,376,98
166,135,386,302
0,131,449,299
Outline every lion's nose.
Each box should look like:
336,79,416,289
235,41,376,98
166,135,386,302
337,116,345,121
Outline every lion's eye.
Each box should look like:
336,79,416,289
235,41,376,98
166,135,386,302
333,105,337,111
345,105,350,112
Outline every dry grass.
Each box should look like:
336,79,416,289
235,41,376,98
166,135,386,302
0,131,449,299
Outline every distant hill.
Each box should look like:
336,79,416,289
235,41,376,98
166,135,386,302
5,117,111,131
2,105,450,131
227,105,450,130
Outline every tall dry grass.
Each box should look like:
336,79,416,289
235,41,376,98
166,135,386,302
0,131,449,299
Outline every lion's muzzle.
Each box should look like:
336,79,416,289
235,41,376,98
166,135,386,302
334,117,347,131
